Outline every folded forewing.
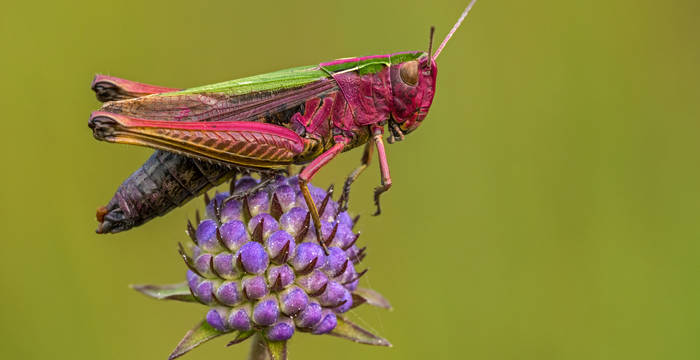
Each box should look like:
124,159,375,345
98,66,337,123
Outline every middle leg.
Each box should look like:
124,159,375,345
338,141,374,212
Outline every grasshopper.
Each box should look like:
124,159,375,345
89,1,478,242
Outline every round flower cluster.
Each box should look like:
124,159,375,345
184,176,365,342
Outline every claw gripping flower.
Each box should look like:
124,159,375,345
133,176,391,360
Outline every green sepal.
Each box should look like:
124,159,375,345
168,321,227,360
130,282,196,302
329,316,392,347
262,337,288,360
352,287,392,310
226,330,256,346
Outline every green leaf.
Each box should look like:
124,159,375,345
226,330,255,347
329,316,392,347
262,338,288,360
131,282,196,302
352,288,392,310
168,321,226,360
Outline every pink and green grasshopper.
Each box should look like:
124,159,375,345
89,1,478,242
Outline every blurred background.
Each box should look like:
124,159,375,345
1,0,699,359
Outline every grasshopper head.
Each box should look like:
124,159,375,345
389,55,438,138
388,34,438,142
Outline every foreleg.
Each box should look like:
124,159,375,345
371,128,392,216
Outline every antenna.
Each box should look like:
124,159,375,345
427,26,435,60
433,0,478,60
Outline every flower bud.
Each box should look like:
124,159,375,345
219,220,249,252
267,264,294,290
248,213,279,240
247,191,269,217
266,316,295,341
228,305,253,331
266,230,295,263
290,242,325,273
294,301,322,329
215,281,241,306
194,253,214,278
274,185,296,212
238,242,269,275
253,297,279,326
212,253,237,279
241,275,268,300
279,286,309,316
196,219,222,252
206,307,229,332
311,310,338,334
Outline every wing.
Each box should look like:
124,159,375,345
98,65,338,123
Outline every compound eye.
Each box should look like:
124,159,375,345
399,61,419,86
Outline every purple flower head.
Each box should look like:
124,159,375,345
137,175,391,359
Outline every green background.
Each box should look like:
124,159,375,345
1,0,699,359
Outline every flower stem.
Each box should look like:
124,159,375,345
248,333,268,360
